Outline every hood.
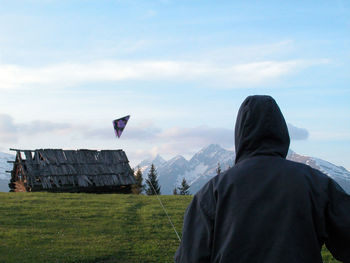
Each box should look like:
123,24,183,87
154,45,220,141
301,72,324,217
234,95,290,164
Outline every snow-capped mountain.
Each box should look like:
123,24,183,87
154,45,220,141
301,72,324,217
136,144,350,195
1,146,349,194
136,144,235,194
0,152,15,192
138,154,166,171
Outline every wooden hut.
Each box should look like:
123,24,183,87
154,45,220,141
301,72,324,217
8,149,136,193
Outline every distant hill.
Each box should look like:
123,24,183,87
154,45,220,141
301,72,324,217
137,144,350,195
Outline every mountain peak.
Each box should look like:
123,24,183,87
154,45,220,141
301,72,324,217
191,144,232,161
168,155,188,166
153,154,166,164
137,154,165,168
200,144,223,153
188,144,235,172
134,145,350,195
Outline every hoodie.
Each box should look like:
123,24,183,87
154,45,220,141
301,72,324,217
175,95,350,263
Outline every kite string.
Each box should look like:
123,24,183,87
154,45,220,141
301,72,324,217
146,179,181,242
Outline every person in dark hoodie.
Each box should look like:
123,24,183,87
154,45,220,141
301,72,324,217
175,95,350,263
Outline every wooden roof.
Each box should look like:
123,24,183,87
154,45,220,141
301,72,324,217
11,149,135,190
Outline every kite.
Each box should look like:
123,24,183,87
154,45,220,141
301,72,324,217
112,115,130,138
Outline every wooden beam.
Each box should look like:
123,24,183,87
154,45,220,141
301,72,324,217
9,148,34,152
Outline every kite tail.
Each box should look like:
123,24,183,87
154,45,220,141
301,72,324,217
146,179,181,242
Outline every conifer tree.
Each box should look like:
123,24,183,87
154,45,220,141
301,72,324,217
173,187,178,195
178,177,190,195
145,163,161,195
216,162,222,176
132,167,144,194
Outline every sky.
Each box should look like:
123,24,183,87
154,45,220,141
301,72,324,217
0,0,349,169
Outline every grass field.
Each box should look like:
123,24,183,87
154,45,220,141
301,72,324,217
0,193,341,263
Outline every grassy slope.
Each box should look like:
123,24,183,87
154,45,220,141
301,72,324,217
0,193,341,263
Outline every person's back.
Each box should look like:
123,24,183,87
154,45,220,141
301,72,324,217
175,95,350,263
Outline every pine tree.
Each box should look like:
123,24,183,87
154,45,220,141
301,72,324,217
132,167,144,194
145,163,161,195
173,187,178,195
216,162,222,176
178,177,190,195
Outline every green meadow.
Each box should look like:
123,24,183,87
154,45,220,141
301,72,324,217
0,193,340,263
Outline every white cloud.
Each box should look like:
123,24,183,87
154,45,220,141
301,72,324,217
204,40,295,62
0,114,18,143
83,124,232,147
0,113,316,166
0,58,328,89
309,130,350,141
0,113,72,144
287,123,309,140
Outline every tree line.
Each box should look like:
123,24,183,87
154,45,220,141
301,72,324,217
132,163,190,195
132,162,224,195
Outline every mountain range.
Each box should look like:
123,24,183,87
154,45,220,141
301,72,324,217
0,152,15,192
137,144,350,195
1,145,350,195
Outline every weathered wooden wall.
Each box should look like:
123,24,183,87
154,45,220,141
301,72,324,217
9,149,135,193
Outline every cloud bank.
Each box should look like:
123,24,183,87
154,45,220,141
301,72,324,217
0,114,310,162
287,123,309,140
82,121,309,158
0,114,72,144
0,59,327,89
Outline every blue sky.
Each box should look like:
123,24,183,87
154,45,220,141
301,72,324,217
0,0,349,169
